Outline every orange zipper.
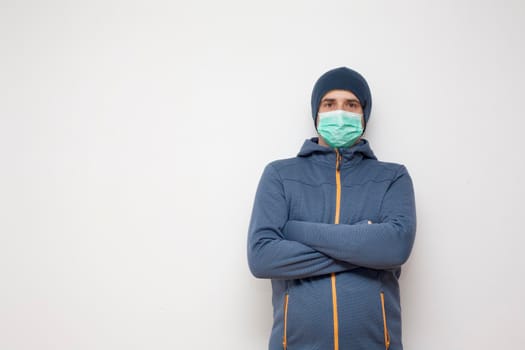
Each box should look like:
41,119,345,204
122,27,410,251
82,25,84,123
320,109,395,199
380,292,391,350
331,150,342,350
330,273,339,350
283,293,289,350
334,150,342,225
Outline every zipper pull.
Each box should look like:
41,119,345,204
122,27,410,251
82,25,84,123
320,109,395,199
336,149,343,171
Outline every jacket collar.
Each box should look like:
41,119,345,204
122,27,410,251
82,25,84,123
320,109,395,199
297,137,377,168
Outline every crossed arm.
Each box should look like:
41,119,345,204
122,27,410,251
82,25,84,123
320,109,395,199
247,163,416,279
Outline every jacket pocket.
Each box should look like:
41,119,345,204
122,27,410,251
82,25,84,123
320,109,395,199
283,293,289,350
380,292,390,350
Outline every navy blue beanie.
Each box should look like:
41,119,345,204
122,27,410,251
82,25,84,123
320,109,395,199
311,67,372,128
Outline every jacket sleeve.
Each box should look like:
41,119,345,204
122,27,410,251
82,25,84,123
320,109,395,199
247,163,358,279
283,165,416,270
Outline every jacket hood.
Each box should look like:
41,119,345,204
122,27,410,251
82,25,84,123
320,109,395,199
298,137,377,167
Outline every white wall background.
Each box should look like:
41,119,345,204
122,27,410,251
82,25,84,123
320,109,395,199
1,0,524,349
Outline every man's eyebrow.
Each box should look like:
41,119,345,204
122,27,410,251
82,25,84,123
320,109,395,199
321,98,360,103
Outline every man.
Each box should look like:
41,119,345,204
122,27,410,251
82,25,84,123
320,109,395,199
247,67,416,350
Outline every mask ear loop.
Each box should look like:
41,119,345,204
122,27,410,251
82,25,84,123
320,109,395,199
361,102,367,133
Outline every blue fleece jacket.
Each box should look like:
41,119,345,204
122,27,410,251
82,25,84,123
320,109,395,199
247,138,416,350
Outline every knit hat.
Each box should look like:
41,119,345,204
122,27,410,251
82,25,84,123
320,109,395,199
311,67,372,128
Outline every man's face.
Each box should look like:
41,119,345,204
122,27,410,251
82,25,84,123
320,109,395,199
316,89,364,127
315,89,365,147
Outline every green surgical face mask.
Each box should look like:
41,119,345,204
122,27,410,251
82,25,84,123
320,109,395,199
317,110,364,148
